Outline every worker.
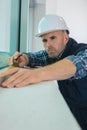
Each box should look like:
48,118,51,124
0,15,87,130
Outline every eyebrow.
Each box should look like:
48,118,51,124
42,35,56,42
49,36,56,39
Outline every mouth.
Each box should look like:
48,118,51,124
47,49,56,54
47,50,57,57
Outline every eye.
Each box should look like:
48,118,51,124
50,36,56,40
42,39,47,43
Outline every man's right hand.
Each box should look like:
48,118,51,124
9,52,29,67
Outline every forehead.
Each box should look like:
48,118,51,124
41,30,63,38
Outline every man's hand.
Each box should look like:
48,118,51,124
0,67,43,88
9,52,29,67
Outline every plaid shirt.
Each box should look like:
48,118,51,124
24,49,87,80
67,49,87,79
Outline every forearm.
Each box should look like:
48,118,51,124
23,51,47,67
39,59,76,81
0,59,76,88
23,50,58,67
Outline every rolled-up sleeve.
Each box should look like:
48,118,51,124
66,49,87,79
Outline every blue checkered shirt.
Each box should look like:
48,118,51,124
24,49,87,80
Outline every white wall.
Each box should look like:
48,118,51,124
32,4,45,52
0,0,11,52
46,0,87,43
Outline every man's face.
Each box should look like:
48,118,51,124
41,31,69,58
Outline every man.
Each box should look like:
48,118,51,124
0,15,87,130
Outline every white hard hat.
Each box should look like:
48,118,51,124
36,14,69,37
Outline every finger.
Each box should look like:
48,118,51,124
15,76,40,88
13,51,21,59
1,68,28,88
0,67,19,78
9,52,21,66
17,55,27,67
15,77,32,88
3,74,29,88
1,69,22,86
11,52,21,66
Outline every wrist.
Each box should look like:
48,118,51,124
22,54,29,66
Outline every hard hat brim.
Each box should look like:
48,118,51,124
36,29,69,37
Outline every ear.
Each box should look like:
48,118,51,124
64,33,69,45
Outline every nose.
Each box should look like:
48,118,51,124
46,40,52,47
